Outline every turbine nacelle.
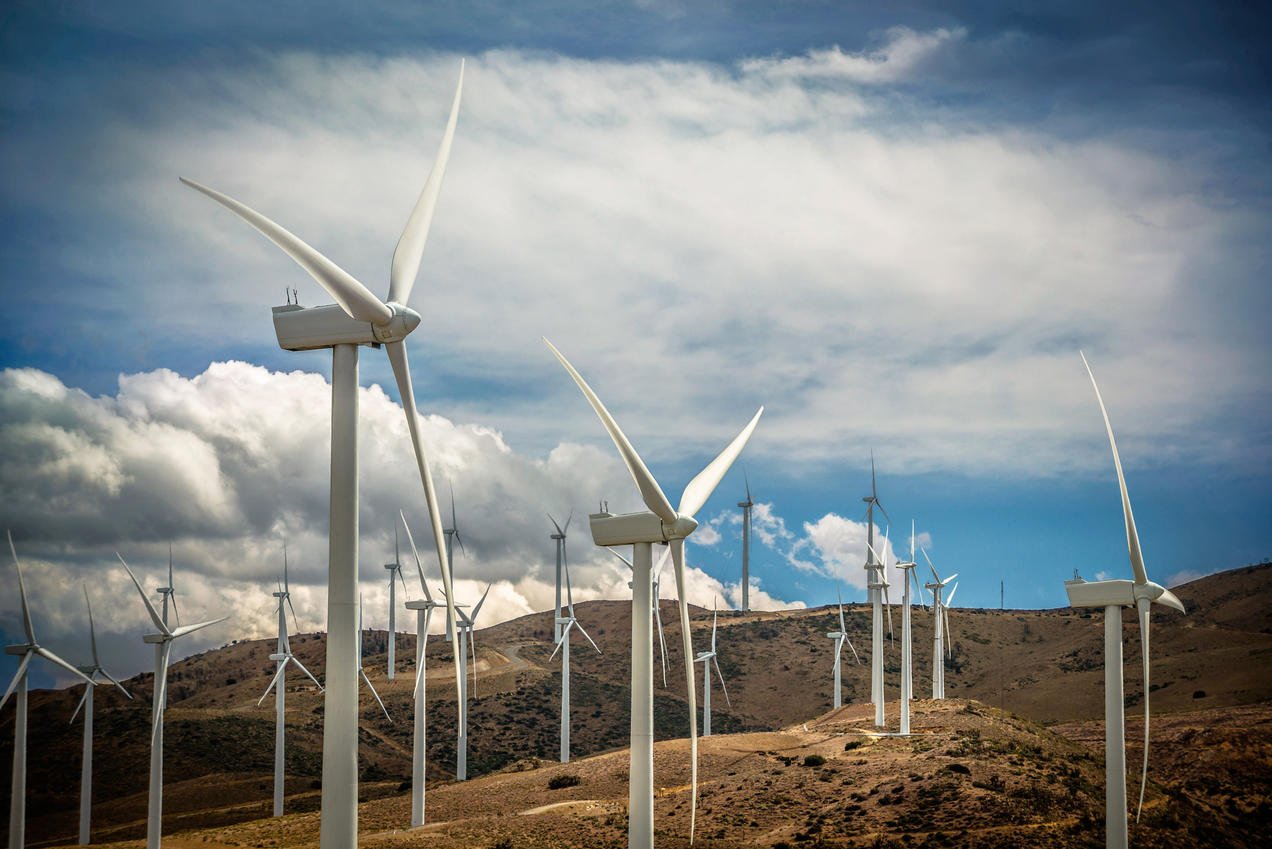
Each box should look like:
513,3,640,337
1064,576,1184,612
271,301,422,352
587,511,698,547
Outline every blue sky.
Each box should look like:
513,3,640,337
2,1,1270,687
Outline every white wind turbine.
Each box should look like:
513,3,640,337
157,545,178,628
117,553,225,849
71,585,134,845
549,512,572,642
180,64,465,847
1064,353,1185,849
549,534,601,762
384,526,408,681
357,597,392,723
453,582,491,781
608,547,673,688
921,550,957,700
737,474,753,612
442,486,468,641
825,590,861,710
398,511,460,828
861,457,893,728
3,532,93,849
694,603,731,737
546,338,762,847
891,522,924,735
256,543,324,817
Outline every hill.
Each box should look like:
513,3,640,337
2,562,1269,845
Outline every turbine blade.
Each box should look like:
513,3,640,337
563,510,573,534
0,652,33,712
84,585,101,666
388,61,463,306
654,595,669,688
8,531,36,643
290,658,325,692
384,340,465,701
399,511,436,604
678,407,764,518
837,590,847,633
468,625,478,699
549,620,572,661
70,682,92,724
1081,352,1149,586
548,513,564,537
361,669,392,722
1156,587,1186,614
1136,598,1151,821
180,177,392,325
669,538,699,842
152,642,173,750
606,547,635,569
102,670,133,700
846,636,862,666
574,620,602,655
287,595,302,636
34,646,93,685
117,553,172,636
170,592,182,628
471,582,492,622
170,617,228,640
944,582,959,606
258,659,291,705
543,338,676,522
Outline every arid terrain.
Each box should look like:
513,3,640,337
3,562,1269,847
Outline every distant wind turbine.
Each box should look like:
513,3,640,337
921,550,957,700
453,582,491,780
384,526,408,680
117,553,225,849
71,585,133,845
3,533,93,849
549,530,601,762
825,590,861,710
737,474,754,612
549,512,572,642
546,337,762,847
695,603,731,737
892,523,923,735
862,456,891,728
1064,353,1185,849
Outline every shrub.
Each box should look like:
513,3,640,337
844,740,863,751
548,773,581,790
803,754,826,767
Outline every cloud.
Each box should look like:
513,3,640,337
787,512,902,590
741,27,967,84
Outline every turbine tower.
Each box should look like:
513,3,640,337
181,64,465,848
257,543,324,817
453,582,491,780
549,512,572,642
1064,353,1185,849
609,547,673,688
694,603,731,737
546,337,762,847
922,550,957,700
892,523,923,735
399,511,460,828
117,553,225,849
737,475,753,612
825,590,860,710
384,526,407,680
357,597,392,723
3,532,93,849
71,585,134,845
549,537,600,762
862,455,891,727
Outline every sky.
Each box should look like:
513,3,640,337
2,1,1269,690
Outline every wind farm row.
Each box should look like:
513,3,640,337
1,60,1207,849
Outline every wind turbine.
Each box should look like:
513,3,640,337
384,526,408,681
825,590,861,710
3,532,93,849
549,512,572,642
549,535,601,762
546,337,762,847
399,511,459,828
71,585,134,845
609,547,673,688
442,486,468,641
357,596,392,723
695,603,731,737
892,522,924,735
1064,353,1185,849
256,543,324,817
737,475,753,612
453,582,491,780
921,550,956,700
180,63,465,847
862,455,891,727
117,553,225,849
157,544,178,628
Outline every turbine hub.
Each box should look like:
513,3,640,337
666,515,699,539
373,302,422,344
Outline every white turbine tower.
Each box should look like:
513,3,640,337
921,550,957,700
384,526,408,681
546,338,762,847
180,64,465,847
453,582,491,781
892,522,924,735
3,533,93,849
861,457,892,728
549,512,572,642
256,544,324,817
117,553,225,849
609,547,673,688
694,603,731,737
398,511,459,828
737,475,753,612
71,585,134,845
1064,353,1185,849
825,591,861,710
357,597,392,723
549,536,601,763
